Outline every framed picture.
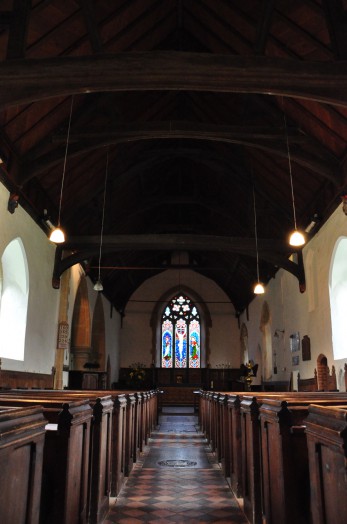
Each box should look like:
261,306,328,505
290,332,300,352
292,355,300,366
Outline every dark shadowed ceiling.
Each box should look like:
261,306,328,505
1,0,347,314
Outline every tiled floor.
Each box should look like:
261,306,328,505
104,407,248,523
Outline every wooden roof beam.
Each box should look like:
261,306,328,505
1,53,347,109
52,233,305,291
17,121,338,186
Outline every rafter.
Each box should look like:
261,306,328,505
17,121,338,186
6,0,31,59
77,0,103,53
254,0,275,54
321,0,347,59
1,53,347,110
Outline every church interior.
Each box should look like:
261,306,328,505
0,1,347,523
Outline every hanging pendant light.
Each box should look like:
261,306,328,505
94,149,109,292
49,97,74,243
283,107,305,247
253,185,265,295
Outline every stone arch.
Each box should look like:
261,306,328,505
91,293,106,371
259,301,272,381
70,276,92,370
150,285,212,367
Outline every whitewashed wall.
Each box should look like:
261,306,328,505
120,268,240,368
0,183,59,373
0,182,121,384
240,203,347,391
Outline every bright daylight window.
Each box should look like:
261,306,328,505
161,294,201,369
329,237,347,360
0,238,29,360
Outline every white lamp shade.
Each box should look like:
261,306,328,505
93,279,103,291
49,227,65,243
289,229,305,247
254,282,265,295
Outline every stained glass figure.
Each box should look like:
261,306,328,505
161,319,173,368
161,295,200,369
175,318,187,368
189,319,200,368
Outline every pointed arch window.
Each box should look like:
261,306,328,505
161,295,201,369
0,238,29,361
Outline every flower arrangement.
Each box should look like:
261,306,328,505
128,362,146,386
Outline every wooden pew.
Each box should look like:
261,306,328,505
0,396,93,524
7,389,129,498
0,405,47,524
298,369,318,391
305,404,347,524
259,395,347,524
0,391,113,524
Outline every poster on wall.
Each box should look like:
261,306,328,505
290,332,300,353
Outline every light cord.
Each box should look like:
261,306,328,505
57,96,74,227
283,106,297,230
253,184,260,282
97,149,109,281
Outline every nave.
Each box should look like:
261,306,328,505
104,407,247,524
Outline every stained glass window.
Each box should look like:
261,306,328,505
161,295,200,369
162,319,173,368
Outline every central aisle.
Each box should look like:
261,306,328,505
104,407,248,523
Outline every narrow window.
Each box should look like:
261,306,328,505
329,237,347,360
0,238,29,360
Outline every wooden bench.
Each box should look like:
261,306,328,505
0,391,113,524
0,405,47,524
259,395,347,524
305,404,347,524
0,395,93,524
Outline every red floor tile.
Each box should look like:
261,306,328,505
103,411,248,523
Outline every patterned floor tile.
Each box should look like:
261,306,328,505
103,411,248,523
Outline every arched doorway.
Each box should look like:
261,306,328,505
91,293,106,371
260,301,272,381
70,276,92,370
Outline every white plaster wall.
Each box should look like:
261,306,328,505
120,268,240,368
0,182,121,383
240,203,347,391
0,183,59,373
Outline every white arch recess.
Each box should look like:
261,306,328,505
0,238,29,360
329,237,347,360
260,301,273,381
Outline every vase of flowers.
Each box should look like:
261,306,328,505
128,362,146,388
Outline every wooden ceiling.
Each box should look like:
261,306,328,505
1,0,347,313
